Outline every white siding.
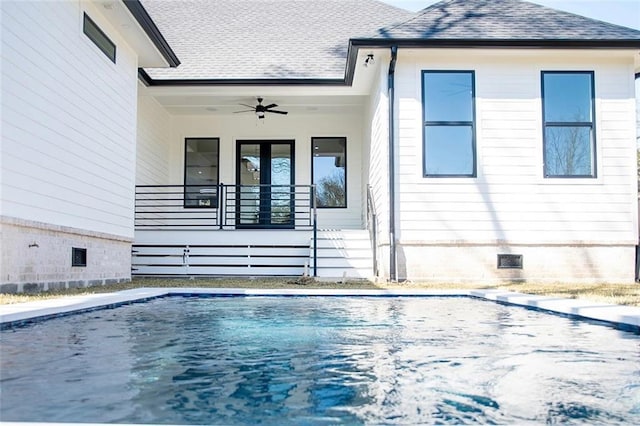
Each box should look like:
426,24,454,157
137,92,173,185
394,49,638,246
1,0,139,238
361,62,391,277
140,110,365,229
365,65,390,241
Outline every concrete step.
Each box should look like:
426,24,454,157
313,238,373,249
311,229,374,279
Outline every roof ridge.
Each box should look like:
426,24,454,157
368,0,438,30
367,0,640,41
375,0,453,35
411,0,640,34
521,0,640,33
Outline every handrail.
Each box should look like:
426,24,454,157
135,184,315,230
366,184,379,278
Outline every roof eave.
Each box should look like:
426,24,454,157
344,38,640,84
138,69,346,86
123,0,180,67
138,38,640,87
350,38,640,49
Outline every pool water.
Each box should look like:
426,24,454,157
1,296,639,424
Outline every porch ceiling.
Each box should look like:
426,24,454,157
150,94,368,116
138,48,388,116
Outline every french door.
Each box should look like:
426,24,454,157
236,140,295,228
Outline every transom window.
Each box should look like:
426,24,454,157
184,138,220,208
83,13,116,63
312,137,346,208
422,70,476,177
541,71,596,178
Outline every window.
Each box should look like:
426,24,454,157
422,71,476,177
542,71,596,178
184,138,220,208
83,13,116,63
312,137,346,208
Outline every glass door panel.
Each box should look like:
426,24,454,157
238,143,261,225
270,144,292,225
236,141,294,228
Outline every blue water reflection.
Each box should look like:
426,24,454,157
1,296,639,424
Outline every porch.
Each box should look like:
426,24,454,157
132,184,377,279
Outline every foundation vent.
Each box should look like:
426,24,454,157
72,247,87,267
497,254,523,269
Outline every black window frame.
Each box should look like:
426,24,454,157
422,70,477,178
541,71,597,178
311,136,347,209
83,13,116,63
184,137,221,209
235,140,296,229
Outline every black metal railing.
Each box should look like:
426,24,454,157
135,184,316,230
134,185,220,228
135,184,318,277
366,184,379,278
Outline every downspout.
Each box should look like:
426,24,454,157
388,46,398,281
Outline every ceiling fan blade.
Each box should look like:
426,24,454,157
233,109,255,113
267,110,288,115
239,104,255,109
264,103,278,109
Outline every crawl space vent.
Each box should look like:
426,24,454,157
72,247,87,267
497,254,523,269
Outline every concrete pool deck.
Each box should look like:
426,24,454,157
1,288,639,332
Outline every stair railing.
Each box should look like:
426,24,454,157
366,184,379,278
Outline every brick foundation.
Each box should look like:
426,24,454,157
0,217,132,293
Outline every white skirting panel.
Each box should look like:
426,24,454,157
132,229,313,276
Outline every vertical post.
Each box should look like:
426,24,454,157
183,245,190,275
388,45,398,282
218,182,224,229
312,185,318,277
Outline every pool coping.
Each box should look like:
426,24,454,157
1,288,639,332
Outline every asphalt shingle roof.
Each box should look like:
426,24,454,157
140,0,640,82
373,0,640,40
140,0,413,80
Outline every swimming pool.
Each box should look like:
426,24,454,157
1,295,639,424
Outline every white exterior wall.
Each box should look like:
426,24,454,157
1,0,142,290
364,62,391,277
1,0,138,237
148,111,366,229
137,91,173,185
392,49,638,282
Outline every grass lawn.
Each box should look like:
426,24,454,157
1,277,639,307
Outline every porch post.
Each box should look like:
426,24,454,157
218,182,224,229
312,185,318,277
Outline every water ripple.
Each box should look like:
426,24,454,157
1,296,639,424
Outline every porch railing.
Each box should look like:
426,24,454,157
135,184,316,230
135,184,318,277
366,184,379,278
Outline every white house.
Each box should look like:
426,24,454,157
1,0,179,292
1,0,639,292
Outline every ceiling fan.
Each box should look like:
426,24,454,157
234,97,288,119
